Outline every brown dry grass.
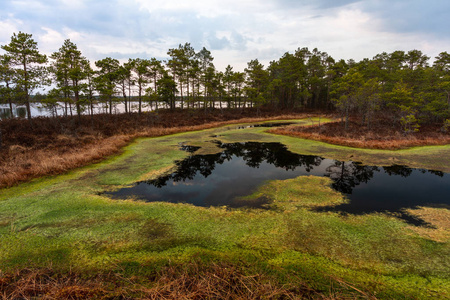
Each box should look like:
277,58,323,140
0,134,132,189
406,207,450,242
270,119,450,150
0,262,368,299
0,108,314,189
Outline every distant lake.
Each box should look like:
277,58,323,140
0,101,241,120
0,102,159,120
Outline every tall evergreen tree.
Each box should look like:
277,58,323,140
116,62,133,114
245,59,269,110
196,47,214,107
95,57,120,114
1,32,47,121
157,71,177,109
0,54,15,118
81,60,96,117
223,65,234,108
50,39,88,119
167,45,186,108
182,43,196,108
434,52,450,111
148,58,165,110
130,58,151,114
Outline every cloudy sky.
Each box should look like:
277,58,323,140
0,0,449,71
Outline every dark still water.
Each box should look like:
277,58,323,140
106,142,450,226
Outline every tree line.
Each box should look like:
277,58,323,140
1,31,449,132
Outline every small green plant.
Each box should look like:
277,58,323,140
399,106,420,134
441,119,450,133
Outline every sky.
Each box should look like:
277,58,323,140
0,0,449,72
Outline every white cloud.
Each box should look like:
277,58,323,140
136,0,269,18
39,27,65,54
1,0,449,71
0,24,17,45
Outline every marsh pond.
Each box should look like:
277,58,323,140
106,141,450,226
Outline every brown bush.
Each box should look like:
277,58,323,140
271,119,450,150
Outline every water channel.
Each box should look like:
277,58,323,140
106,141,450,226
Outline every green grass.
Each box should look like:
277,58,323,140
0,119,449,299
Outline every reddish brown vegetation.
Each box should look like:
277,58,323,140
271,119,450,150
0,262,355,299
0,108,312,189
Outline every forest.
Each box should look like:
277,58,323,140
1,31,449,135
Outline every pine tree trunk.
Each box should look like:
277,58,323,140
187,77,190,108
138,84,142,114
25,100,32,122
6,82,14,119
123,83,128,114
8,100,13,119
23,63,32,123
180,81,184,109
345,107,349,131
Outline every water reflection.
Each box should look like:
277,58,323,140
318,163,450,226
325,161,379,194
235,122,294,129
150,142,323,189
107,142,324,209
106,142,450,226
0,106,27,119
0,107,11,119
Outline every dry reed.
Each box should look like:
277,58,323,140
0,262,373,299
270,120,450,150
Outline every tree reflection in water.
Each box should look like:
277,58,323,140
319,162,449,226
106,142,450,226
324,161,379,194
145,142,323,189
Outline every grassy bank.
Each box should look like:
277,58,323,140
0,119,449,299
0,108,320,188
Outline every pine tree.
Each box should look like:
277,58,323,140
1,32,47,122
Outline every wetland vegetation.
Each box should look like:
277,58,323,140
107,140,450,227
1,31,450,298
0,117,449,299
